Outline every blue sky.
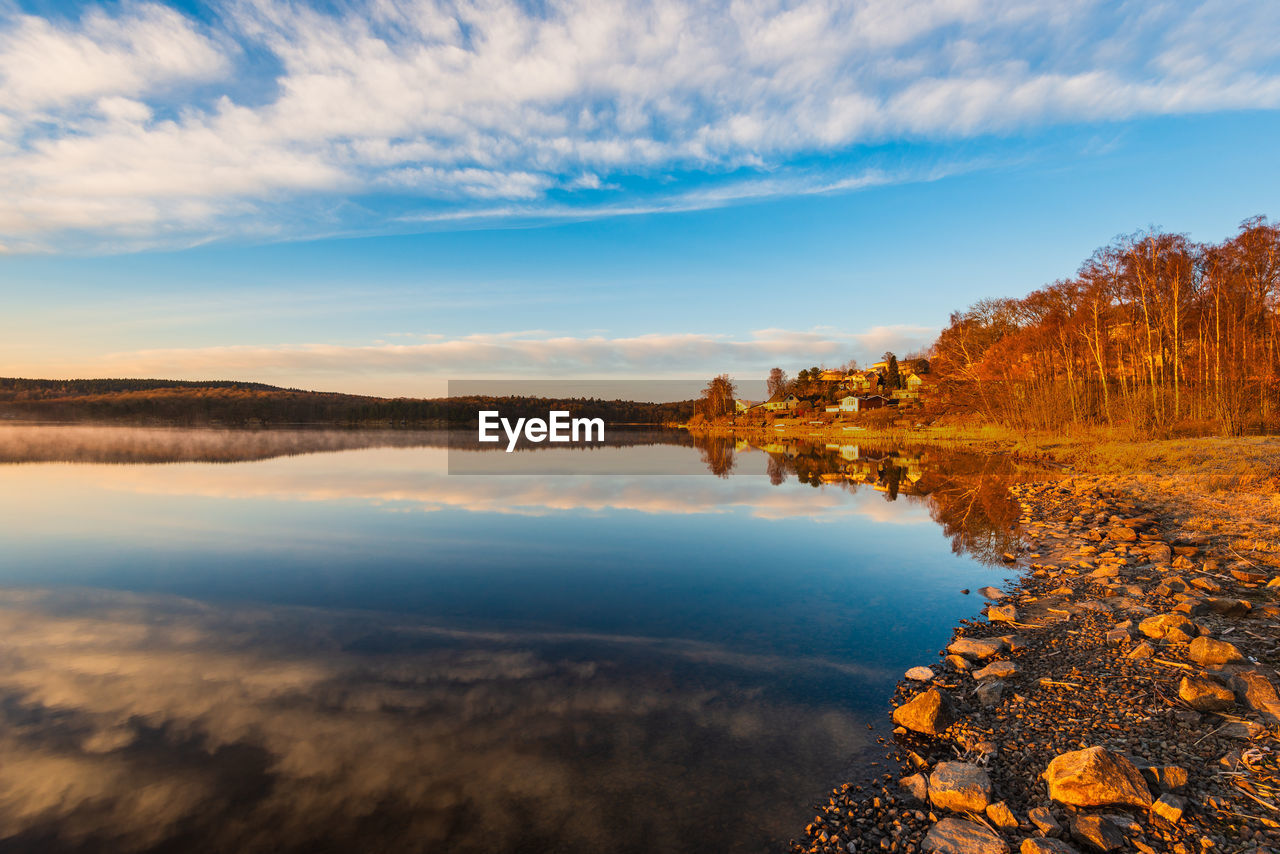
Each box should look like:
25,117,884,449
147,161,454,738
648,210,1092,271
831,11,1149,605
2,0,1279,395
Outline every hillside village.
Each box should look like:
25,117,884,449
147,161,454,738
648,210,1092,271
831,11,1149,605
730,355,934,427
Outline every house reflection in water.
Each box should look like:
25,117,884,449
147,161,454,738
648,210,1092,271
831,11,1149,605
692,434,1032,566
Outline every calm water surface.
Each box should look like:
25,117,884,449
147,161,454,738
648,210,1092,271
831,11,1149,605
0,426,1024,853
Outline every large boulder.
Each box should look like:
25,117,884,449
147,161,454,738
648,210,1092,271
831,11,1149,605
929,761,993,813
1041,746,1152,808
1178,674,1235,711
1188,636,1245,667
1138,614,1197,643
893,687,955,735
922,817,1009,854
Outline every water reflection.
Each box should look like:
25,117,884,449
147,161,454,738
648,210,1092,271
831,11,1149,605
0,426,1032,853
694,435,1028,565
0,424,1027,567
0,588,875,854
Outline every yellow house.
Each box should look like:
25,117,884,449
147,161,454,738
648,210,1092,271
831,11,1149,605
846,370,881,393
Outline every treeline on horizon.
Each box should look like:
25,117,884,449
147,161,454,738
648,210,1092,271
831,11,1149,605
929,215,1280,436
0,379,696,427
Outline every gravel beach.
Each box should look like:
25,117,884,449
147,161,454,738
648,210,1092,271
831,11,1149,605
793,473,1280,854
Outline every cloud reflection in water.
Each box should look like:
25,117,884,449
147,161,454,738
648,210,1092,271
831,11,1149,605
0,588,879,853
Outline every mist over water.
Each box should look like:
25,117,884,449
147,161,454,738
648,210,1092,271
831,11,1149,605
0,426,1026,853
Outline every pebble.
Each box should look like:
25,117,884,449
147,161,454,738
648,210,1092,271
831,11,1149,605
792,476,1280,854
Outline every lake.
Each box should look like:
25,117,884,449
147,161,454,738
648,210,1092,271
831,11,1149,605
0,425,1025,853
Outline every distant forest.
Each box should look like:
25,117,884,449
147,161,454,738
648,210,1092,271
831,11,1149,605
929,216,1280,436
0,378,696,427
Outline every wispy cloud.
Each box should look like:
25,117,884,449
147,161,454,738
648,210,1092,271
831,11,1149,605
1,0,1278,250
81,326,937,393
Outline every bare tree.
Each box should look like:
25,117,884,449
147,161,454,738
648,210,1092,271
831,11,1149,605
766,367,789,397
697,374,738,421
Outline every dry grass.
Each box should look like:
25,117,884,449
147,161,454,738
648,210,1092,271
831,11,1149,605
888,426,1280,494
699,418,1280,497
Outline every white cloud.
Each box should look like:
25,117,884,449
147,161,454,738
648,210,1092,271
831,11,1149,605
0,3,226,112
1,0,1278,249
85,326,937,390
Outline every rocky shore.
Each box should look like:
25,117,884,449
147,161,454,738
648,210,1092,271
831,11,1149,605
793,473,1280,854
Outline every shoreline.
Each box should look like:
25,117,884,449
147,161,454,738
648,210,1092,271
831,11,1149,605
691,424,1280,486
792,450,1280,854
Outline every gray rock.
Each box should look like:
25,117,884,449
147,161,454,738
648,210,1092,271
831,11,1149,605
1041,746,1152,808
921,817,1009,854
901,772,930,802
1069,815,1125,852
1232,670,1280,723
976,679,1005,707
1192,597,1251,617
1027,806,1061,837
978,586,1008,600
1138,613,1197,642
906,666,936,681
1151,792,1186,824
1138,764,1188,793
948,637,1006,660
1178,674,1235,712
929,761,993,813
1188,635,1245,667
1020,841,1079,854
974,660,1018,681
987,604,1017,623
1098,814,1140,836
1126,641,1155,660
985,801,1019,831
1219,720,1267,738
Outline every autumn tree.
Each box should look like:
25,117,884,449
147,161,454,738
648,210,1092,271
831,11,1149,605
697,374,737,420
766,367,789,397
923,216,1280,436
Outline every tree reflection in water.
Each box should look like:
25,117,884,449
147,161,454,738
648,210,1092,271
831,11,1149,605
690,434,1041,565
